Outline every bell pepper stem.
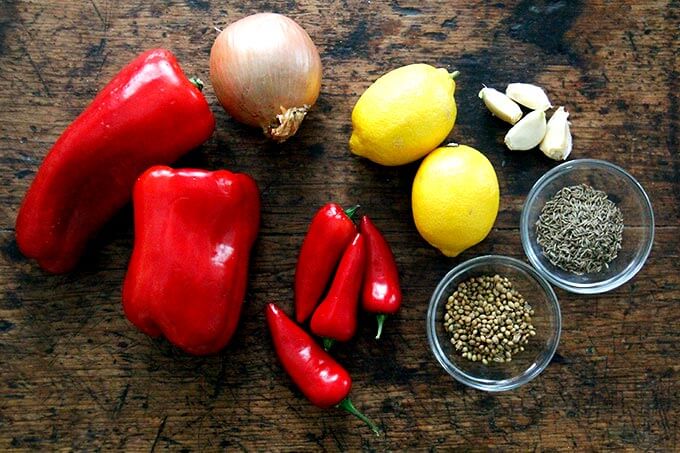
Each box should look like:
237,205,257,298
449,70,460,80
322,337,335,351
344,204,360,220
375,314,387,340
337,398,381,436
189,77,204,92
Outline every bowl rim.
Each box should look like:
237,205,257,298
520,158,655,294
426,255,562,392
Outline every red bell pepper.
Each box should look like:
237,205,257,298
310,233,365,349
122,166,260,355
15,48,215,273
360,216,402,339
265,303,380,435
294,203,358,323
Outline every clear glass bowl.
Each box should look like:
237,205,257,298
520,159,654,294
427,255,561,392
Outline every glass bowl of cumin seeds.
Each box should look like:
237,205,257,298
521,159,654,294
427,255,561,391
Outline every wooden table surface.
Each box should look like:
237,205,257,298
1,0,678,451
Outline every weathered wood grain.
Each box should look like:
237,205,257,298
0,0,678,450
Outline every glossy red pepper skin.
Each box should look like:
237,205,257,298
360,216,402,339
266,303,351,408
294,203,357,323
267,303,381,435
15,49,215,273
310,233,366,343
122,166,260,355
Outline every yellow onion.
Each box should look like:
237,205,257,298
210,13,322,142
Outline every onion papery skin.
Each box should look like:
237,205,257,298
210,13,322,142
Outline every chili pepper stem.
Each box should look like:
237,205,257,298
322,337,335,351
337,398,381,436
375,314,388,340
189,77,205,92
344,205,360,220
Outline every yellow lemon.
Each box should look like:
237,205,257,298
412,144,499,257
349,64,458,166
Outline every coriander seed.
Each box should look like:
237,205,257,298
444,274,535,365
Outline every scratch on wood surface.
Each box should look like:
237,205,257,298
210,356,227,399
113,383,129,417
625,30,638,53
329,425,345,451
149,416,167,453
89,0,105,27
83,382,109,414
22,46,51,98
307,422,329,452
95,51,109,81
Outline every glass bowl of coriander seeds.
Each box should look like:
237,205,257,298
520,159,654,294
427,255,561,391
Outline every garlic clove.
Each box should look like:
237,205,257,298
504,110,547,151
505,83,552,111
479,87,523,124
540,106,572,160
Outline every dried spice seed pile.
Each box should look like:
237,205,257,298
536,184,624,275
444,275,535,365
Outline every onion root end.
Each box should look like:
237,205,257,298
266,105,309,142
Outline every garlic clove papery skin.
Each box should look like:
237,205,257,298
504,110,547,151
540,107,572,160
479,87,523,124
505,83,552,111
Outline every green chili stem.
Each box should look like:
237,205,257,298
322,337,335,351
344,205,360,220
189,77,204,92
375,314,387,340
337,398,381,436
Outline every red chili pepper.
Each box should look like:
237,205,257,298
122,166,260,355
360,216,402,339
310,233,365,349
15,49,215,273
265,303,380,435
294,203,358,323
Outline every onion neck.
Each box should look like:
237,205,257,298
265,105,309,142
